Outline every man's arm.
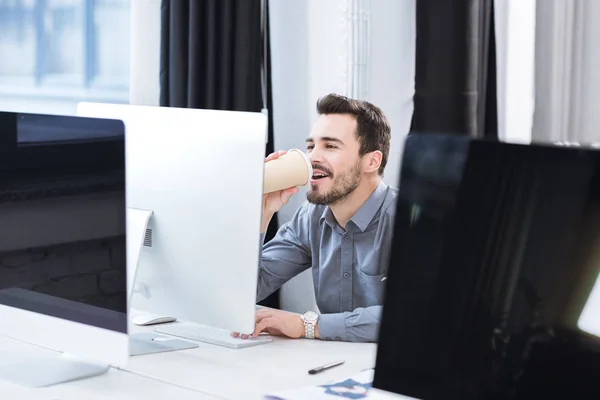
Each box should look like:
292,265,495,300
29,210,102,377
316,305,382,343
257,207,312,303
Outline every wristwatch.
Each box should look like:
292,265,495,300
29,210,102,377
301,311,319,339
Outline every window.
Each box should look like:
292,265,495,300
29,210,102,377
0,0,130,115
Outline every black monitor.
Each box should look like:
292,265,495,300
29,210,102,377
373,133,600,399
0,111,128,387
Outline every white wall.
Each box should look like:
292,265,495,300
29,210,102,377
369,0,416,188
495,0,536,144
533,0,600,145
129,0,161,106
269,0,416,313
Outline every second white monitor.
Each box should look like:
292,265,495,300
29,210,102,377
77,102,267,335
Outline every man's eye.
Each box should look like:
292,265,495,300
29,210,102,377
306,145,314,151
326,144,337,149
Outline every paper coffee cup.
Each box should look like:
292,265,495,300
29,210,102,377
263,149,313,194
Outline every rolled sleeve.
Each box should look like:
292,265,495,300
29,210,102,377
317,306,382,343
317,313,347,341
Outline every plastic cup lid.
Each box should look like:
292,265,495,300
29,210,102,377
287,149,313,182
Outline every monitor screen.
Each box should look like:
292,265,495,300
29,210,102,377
373,133,600,399
0,111,127,333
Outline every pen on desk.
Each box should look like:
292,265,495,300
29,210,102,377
308,360,345,375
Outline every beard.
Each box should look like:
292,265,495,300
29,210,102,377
307,161,362,205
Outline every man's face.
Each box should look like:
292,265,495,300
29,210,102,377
305,114,363,205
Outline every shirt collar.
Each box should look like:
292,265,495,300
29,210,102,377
319,180,389,232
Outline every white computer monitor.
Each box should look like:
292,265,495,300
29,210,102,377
76,102,267,337
0,111,129,387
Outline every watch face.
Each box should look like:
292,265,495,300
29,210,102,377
304,311,319,322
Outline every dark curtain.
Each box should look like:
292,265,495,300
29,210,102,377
159,0,280,308
410,0,498,139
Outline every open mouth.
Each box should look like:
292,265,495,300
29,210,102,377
311,169,330,182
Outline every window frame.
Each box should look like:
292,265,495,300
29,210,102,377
0,0,129,105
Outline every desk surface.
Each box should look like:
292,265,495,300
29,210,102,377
0,314,378,400
128,321,377,399
0,335,216,399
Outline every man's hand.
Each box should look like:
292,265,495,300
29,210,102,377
261,151,299,232
232,308,305,339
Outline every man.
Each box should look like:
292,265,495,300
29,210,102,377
236,93,397,343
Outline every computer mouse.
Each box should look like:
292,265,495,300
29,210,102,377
132,314,177,326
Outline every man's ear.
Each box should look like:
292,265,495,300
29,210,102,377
363,150,382,173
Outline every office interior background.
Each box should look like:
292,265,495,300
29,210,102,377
0,0,599,319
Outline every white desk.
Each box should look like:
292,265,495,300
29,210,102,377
0,316,378,399
127,321,377,399
0,335,216,399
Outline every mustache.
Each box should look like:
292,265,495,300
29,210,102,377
311,164,333,176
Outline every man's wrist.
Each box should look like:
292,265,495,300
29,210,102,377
298,320,320,339
298,315,306,338
260,213,274,233
300,311,320,339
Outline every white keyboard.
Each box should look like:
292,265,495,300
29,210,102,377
154,322,273,349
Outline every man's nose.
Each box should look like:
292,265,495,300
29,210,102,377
308,148,324,163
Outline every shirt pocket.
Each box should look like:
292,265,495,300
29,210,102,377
356,270,387,305
358,247,389,277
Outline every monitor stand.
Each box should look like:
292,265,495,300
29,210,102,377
129,332,198,356
0,352,109,388
126,208,198,356
127,207,155,303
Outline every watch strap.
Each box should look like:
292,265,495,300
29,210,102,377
303,312,318,339
304,320,316,339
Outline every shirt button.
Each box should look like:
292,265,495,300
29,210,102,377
343,272,349,278
344,236,350,242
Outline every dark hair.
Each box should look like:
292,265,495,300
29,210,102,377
316,93,391,175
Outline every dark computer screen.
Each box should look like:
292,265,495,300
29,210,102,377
0,111,127,333
373,133,600,399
